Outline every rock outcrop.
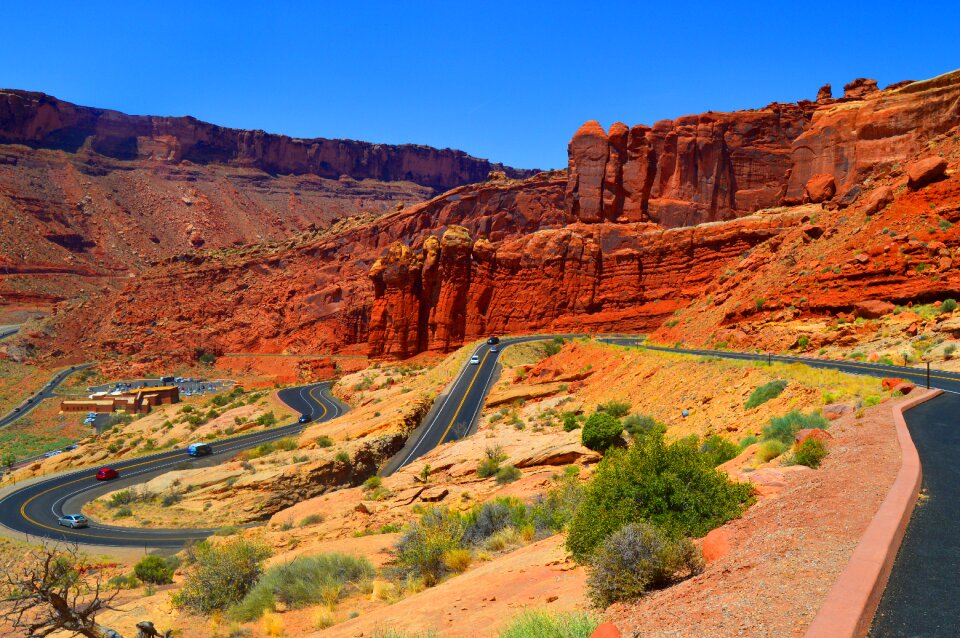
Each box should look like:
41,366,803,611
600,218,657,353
0,89,535,191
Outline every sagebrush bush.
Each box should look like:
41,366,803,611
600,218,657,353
942,298,958,313
529,475,584,535
477,444,506,478
134,555,174,584
498,609,600,638
566,429,753,561
390,508,464,586
462,497,528,546
229,553,374,621
622,414,661,438
174,539,271,614
793,437,829,468
561,411,580,431
597,400,631,418
586,521,703,607
756,439,787,463
698,434,739,467
495,464,522,484
762,410,829,445
745,379,788,409
581,412,623,452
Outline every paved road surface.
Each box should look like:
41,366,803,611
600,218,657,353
0,325,19,340
0,382,344,548
0,363,94,430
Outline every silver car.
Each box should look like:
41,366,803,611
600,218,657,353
58,514,89,529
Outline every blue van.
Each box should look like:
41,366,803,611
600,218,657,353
187,443,213,457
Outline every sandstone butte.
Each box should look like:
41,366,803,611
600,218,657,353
0,89,535,312
15,68,960,369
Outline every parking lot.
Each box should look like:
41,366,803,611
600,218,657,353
87,376,232,398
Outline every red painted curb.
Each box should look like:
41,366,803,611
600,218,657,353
803,388,941,638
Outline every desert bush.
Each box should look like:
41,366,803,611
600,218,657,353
229,553,374,621
363,476,383,491
738,434,758,449
215,526,241,536
107,573,140,589
300,514,325,527
498,609,599,638
477,444,507,478
561,411,580,431
174,539,271,614
134,555,174,585
390,507,465,586
442,548,472,573
529,474,585,535
698,434,739,467
585,522,703,607
335,451,350,464
315,435,334,447
596,400,631,418
462,497,528,546
756,439,787,463
566,429,753,561
622,414,661,438
495,464,522,484
942,298,958,313
581,412,623,453
745,379,788,409
761,410,828,445
793,437,829,468
797,335,810,350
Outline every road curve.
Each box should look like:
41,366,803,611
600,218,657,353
0,382,345,548
0,362,95,430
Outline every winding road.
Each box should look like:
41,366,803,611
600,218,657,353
0,382,345,548
0,362,94,430
1,337,957,633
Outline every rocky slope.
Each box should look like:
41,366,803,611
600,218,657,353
0,89,533,313
22,69,960,368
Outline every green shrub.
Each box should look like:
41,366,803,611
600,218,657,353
698,434,739,467
793,438,829,468
597,400,631,418
477,444,507,478
529,475,585,535
941,298,958,313
585,521,703,607
114,506,133,518
462,497,529,546
561,412,580,432
622,414,661,438
134,555,174,585
363,476,383,491
745,380,788,409
566,429,753,561
335,451,350,463
300,514,325,527
797,336,810,350
756,439,787,463
495,465,522,484
107,573,140,590
498,609,600,638
315,435,334,447
390,508,465,586
229,553,374,621
581,412,623,453
864,395,881,407
174,539,271,614
761,410,828,445
738,435,758,450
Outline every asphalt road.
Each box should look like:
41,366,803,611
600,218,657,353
0,382,345,548
382,335,575,475
0,325,19,340
0,362,94,430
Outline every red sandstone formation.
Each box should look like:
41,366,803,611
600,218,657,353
21,68,960,367
0,90,534,191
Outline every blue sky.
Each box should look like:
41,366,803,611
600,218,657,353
3,1,958,169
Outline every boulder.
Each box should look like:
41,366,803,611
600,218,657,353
854,300,895,319
892,382,916,395
861,185,893,215
590,623,622,638
906,157,948,190
801,224,825,240
794,428,833,448
805,174,837,203
882,378,907,391
822,403,854,421
702,527,731,563
419,486,449,502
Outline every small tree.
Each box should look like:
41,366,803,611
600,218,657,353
133,556,173,585
0,542,172,637
581,412,623,453
173,539,271,614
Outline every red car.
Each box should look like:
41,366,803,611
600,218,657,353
95,467,119,481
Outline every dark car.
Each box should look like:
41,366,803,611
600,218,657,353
298,414,311,424
487,336,500,345
95,467,119,481
187,443,213,457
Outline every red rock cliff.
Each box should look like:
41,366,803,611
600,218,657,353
0,89,536,192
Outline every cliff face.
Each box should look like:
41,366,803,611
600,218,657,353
27,69,960,369
0,89,535,191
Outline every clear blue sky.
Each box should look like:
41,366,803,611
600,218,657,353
3,1,958,169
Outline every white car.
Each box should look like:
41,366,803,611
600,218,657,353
470,355,481,365
58,514,89,529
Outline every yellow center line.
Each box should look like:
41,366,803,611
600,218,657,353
436,350,490,445
308,385,329,420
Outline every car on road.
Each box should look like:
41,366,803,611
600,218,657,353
44,449,63,458
470,355,481,365
64,444,78,451
298,414,311,424
491,345,499,353
57,514,89,529
187,443,213,457
95,467,119,480
487,336,500,345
